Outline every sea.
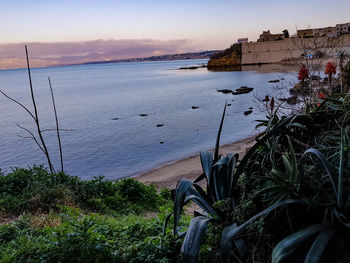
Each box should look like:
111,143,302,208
0,59,293,180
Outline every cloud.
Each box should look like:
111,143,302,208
0,39,196,69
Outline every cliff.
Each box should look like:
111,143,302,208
207,44,241,69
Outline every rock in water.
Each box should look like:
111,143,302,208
232,87,254,95
217,89,233,94
139,114,148,117
156,124,164,127
192,106,199,109
244,109,253,115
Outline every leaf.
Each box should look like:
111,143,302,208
213,153,239,200
304,227,335,263
184,195,220,219
193,173,206,184
299,149,337,196
200,152,213,184
338,128,345,207
173,179,194,235
236,115,295,177
181,216,211,263
286,136,298,183
223,199,304,241
163,212,173,235
272,224,327,263
214,103,227,163
220,224,248,263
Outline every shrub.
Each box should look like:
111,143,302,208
0,208,181,263
0,167,165,215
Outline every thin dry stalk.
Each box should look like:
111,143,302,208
48,77,64,172
25,45,55,173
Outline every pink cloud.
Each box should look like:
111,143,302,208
0,39,196,69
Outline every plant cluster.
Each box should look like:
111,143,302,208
166,93,350,262
0,166,164,216
0,206,182,263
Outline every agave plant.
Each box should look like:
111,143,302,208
164,106,307,263
222,126,350,263
163,104,251,262
165,93,350,262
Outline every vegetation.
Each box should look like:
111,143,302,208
210,44,241,60
165,90,350,262
0,167,186,262
0,207,183,263
1,49,350,262
283,29,290,38
0,166,164,216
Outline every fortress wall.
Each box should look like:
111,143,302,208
242,35,350,64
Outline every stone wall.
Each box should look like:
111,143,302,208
241,34,350,65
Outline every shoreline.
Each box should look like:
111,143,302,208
134,136,256,189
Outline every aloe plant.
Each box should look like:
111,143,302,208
166,93,350,262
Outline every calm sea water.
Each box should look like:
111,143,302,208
0,59,291,180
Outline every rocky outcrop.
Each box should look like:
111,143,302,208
207,44,242,69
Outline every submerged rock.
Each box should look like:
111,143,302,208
111,117,119,120
217,89,233,94
268,79,280,83
160,141,164,144
156,124,164,127
244,109,253,115
139,114,148,117
232,86,254,95
192,106,199,109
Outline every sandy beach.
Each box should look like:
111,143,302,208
135,136,256,189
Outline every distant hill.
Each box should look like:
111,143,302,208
82,50,219,65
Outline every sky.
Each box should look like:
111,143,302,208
1,0,350,68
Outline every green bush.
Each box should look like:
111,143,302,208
0,208,182,263
0,167,164,215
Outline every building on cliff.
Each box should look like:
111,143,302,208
297,29,314,38
337,22,350,35
312,27,336,37
258,30,284,42
237,38,248,44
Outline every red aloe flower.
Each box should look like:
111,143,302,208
325,62,336,82
298,65,309,81
317,92,326,107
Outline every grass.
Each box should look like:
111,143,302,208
0,166,164,216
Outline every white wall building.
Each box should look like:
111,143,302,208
336,23,350,35
237,38,248,44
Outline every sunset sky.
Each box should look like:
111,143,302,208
1,0,350,68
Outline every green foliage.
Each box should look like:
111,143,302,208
210,44,241,60
0,207,181,263
168,94,350,263
0,167,164,215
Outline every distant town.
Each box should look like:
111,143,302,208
237,22,350,43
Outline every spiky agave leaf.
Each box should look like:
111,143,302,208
304,227,335,263
200,151,213,184
181,216,212,263
222,199,304,241
220,224,248,263
236,115,295,177
173,179,194,235
299,148,337,196
214,102,227,163
271,224,327,263
212,153,239,201
173,179,220,236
